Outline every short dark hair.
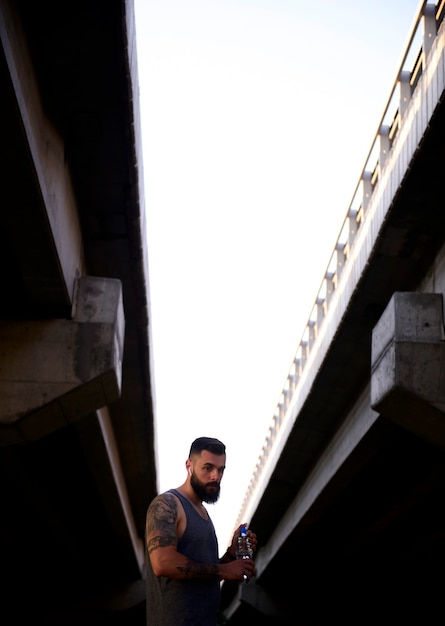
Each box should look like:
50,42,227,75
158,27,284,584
189,437,226,457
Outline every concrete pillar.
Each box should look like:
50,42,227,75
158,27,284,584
361,171,372,213
379,125,390,168
422,3,437,60
398,70,411,120
0,276,125,445
370,292,445,448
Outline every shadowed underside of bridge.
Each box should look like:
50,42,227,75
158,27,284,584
223,115,445,622
0,1,156,624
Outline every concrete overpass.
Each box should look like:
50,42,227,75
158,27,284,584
3,0,445,624
0,1,156,623
221,0,445,623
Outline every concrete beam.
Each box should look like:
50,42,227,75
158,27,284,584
75,406,145,579
0,0,85,310
0,276,124,445
371,292,445,448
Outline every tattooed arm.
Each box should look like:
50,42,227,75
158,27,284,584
145,492,189,578
145,492,256,582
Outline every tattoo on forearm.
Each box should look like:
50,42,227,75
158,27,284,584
177,559,220,579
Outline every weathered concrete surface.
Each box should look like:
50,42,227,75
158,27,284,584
0,276,124,444
371,292,445,447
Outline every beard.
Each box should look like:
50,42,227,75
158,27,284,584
190,473,221,504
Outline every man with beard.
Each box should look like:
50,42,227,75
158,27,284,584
145,436,257,625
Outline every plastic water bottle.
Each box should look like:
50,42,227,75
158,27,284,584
235,524,253,560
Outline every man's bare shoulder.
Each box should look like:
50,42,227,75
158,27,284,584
145,491,183,552
148,491,178,518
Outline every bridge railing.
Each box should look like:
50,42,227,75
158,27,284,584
235,0,445,529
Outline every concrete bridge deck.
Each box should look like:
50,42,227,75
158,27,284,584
221,0,445,622
0,1,156,623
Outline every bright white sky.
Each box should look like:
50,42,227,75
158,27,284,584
134,0,421,549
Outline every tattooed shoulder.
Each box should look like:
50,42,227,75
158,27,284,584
146,493,179,553
146,492,178,535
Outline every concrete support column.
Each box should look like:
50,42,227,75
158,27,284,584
370,292,445,448
379,125,390,168
0,276,125,445
361,171,372,213
398,70,412,119
422,3,437,60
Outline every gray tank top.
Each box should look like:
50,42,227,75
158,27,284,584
146,488,221,625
